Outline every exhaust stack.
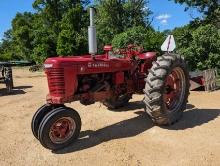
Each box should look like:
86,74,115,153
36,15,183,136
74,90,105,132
88,7,97,55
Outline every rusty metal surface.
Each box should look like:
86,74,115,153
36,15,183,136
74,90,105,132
190,69,218,91
203,69,218,92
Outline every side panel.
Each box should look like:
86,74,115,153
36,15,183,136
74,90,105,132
59,60,132,75
114,72,124,85
64,66,78,100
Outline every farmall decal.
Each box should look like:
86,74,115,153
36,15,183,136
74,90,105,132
88,62,110,68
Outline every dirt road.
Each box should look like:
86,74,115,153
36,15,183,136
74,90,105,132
0,68,219,166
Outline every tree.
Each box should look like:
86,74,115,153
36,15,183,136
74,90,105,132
191,24,220,70
31,0,67,62
0,30,17,61
96,0,152,48
171,0,220,27
112,26,164,53
172,25,194,50
174,24,220,71
32,0,90,37
56,3,88,55
171,0,219,13
11,12,34,60
170,1,220,70
33,0,64,35
31,14,58,63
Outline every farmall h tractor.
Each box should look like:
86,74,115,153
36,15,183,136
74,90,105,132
31,8,190,150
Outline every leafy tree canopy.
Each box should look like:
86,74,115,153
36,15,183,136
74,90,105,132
171,0,220,27
112,26,164,54
95,0,152,48
173,24,220,71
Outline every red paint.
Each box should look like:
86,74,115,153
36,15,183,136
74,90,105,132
191,76,204,86
103,45,113,51
115,72,124,85
45,46,157,104
164,70,181,109
49,118,73,143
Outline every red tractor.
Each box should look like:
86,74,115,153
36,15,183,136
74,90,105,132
31,8,190,150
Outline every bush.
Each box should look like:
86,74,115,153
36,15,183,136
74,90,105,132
174,24,220,71
112,26,165,53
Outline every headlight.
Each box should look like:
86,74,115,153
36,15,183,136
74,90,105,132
44,64,53,68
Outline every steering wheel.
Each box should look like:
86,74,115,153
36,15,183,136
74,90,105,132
113,45,143,59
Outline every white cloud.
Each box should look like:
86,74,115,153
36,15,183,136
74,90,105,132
156,14,171,20
143,6,149,12
156,14,171,25
161,19,168,25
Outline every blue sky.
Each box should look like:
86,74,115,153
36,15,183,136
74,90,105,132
0,0,202,40
149,0,201,31
0,0,34,40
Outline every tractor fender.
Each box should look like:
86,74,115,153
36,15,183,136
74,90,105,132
137,52,157,60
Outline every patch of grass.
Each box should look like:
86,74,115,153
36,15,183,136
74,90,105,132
217,78,220,87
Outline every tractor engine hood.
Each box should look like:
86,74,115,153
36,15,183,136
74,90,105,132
44,55,133,74
44,55,96,68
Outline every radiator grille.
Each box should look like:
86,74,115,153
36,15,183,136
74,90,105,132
47,68,65,95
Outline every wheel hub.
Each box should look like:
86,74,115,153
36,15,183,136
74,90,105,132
49,117,76,144
163,67,186,111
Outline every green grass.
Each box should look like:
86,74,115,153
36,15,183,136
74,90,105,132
217,78,220,87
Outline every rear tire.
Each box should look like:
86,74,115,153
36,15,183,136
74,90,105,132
38,107,81,150
143,54,190,125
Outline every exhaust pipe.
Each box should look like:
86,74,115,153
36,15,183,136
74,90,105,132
88,7,97,55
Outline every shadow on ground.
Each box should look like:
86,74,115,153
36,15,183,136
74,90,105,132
166,107,220,130
54,113,153,154
54,103,220,154
0,85,32,96
110,101,145,112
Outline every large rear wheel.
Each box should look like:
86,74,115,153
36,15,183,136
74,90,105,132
143,54,190,125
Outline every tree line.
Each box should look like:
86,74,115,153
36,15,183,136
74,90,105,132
0,0,219,71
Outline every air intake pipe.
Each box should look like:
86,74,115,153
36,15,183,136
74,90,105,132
88,7,97,56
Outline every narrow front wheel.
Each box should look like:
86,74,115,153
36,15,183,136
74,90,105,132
38,107,81,150
31,104,52,139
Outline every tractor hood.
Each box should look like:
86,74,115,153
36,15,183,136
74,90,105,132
44,52,156,69
44,54,112,69
44,54,133,74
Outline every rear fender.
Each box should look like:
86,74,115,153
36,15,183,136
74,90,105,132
138,52,157,73
138,52,157,60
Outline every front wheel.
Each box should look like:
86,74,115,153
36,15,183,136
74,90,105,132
31,104,52,139
38,107,81,150
143,54,190,125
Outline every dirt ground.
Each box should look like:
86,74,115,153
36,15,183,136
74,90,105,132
0,68,219,166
